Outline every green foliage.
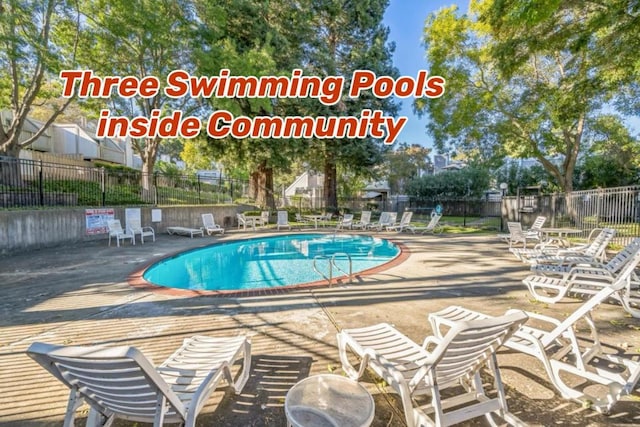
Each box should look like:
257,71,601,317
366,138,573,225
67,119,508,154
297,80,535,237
0,0,82,155
383,143,433,194
494,162,557,195
406,166,491,199
93,161,141,175
416,0,637,193
154,161,182,178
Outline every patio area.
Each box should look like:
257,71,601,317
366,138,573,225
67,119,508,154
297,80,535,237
1,230,639,426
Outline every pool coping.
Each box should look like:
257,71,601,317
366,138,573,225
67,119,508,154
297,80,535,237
127,233,410,297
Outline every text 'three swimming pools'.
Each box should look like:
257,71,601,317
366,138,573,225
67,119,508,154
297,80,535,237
143,234,400,292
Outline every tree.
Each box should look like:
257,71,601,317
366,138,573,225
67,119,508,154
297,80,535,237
194,0,311,209
180,138,214,173
78,0,196,190
406,165,491,199
415,1,636,193
0,0,81,181
383,142,432,194
306,0,399,211
575,115,640,189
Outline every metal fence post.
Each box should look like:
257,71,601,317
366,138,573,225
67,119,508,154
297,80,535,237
38,160,44,206
153,173,158,205
100,167,106,206
197,174,201,204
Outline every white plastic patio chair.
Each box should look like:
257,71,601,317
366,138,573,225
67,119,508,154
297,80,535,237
127,218,155,244
352,211,372,229
407,212,443,235
107,219,135,247
277,210,291,230
335,213,354,230
202,213,225,235
523,238,640,315
294,213,313,228
386,211,413,232
26,335,252,427
236,213,255,231
429,255,640,414
259,211,270,226
526,215,546,239
511,228,616,265
338,312,529,427
504,222,530,248
368,212,396,231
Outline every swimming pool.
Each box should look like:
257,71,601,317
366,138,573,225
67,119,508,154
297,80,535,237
142,234,400,292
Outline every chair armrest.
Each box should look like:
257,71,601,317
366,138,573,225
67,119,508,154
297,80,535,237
422,336,441,351
567,266,613,282
506,308,561,328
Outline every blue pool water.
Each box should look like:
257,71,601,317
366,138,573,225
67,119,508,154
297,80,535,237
143,234,400,291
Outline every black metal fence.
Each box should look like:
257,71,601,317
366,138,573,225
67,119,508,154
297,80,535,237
0,156,248,208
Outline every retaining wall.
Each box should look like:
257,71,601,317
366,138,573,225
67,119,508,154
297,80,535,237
0,205,252,255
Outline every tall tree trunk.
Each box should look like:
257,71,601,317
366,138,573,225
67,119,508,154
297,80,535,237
140,137,159,202
323,143,338,213
249,172,259,200
254,160,275,209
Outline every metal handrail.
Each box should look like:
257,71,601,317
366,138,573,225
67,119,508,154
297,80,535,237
313,255,332,285
331,252,353,284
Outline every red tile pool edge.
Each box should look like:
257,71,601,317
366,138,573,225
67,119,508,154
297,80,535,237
127,240,410,297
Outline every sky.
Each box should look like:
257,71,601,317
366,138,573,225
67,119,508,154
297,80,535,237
382,0,469,149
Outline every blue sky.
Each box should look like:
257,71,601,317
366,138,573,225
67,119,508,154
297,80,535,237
383,0,469,149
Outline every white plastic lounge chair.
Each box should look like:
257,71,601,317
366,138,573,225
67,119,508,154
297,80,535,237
338,312,529,427
429,258,640,414
522,238,640,313
504,222,531,248
527,215,546,238
336,213,354,230
512,228,615,265
294,213,313,228
127,218,155,244
166,226,204,238
259,211,270,226
107,219,135,247
368,212,396,231
352,211,371,230
27,335,252,427
320,212,334,227
497,216,546,244
386,211,413,232
202,213,225,235
277,210,291,230
236,213,256,231
407,212,443,235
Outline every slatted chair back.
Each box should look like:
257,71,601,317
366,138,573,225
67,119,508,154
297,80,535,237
530,216,546,231
425,312,528,390
506,222,527,248
359,211,371,225
583,228,616,260
398,211,413,226
540,239,640,347
599,237,640,275
27,343,187,422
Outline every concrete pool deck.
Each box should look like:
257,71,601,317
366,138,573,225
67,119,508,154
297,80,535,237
0,229,639,426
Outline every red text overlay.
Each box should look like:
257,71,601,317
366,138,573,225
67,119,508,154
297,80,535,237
60,69,445,144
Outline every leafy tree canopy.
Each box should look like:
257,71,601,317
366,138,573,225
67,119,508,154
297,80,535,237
415,1,638,193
